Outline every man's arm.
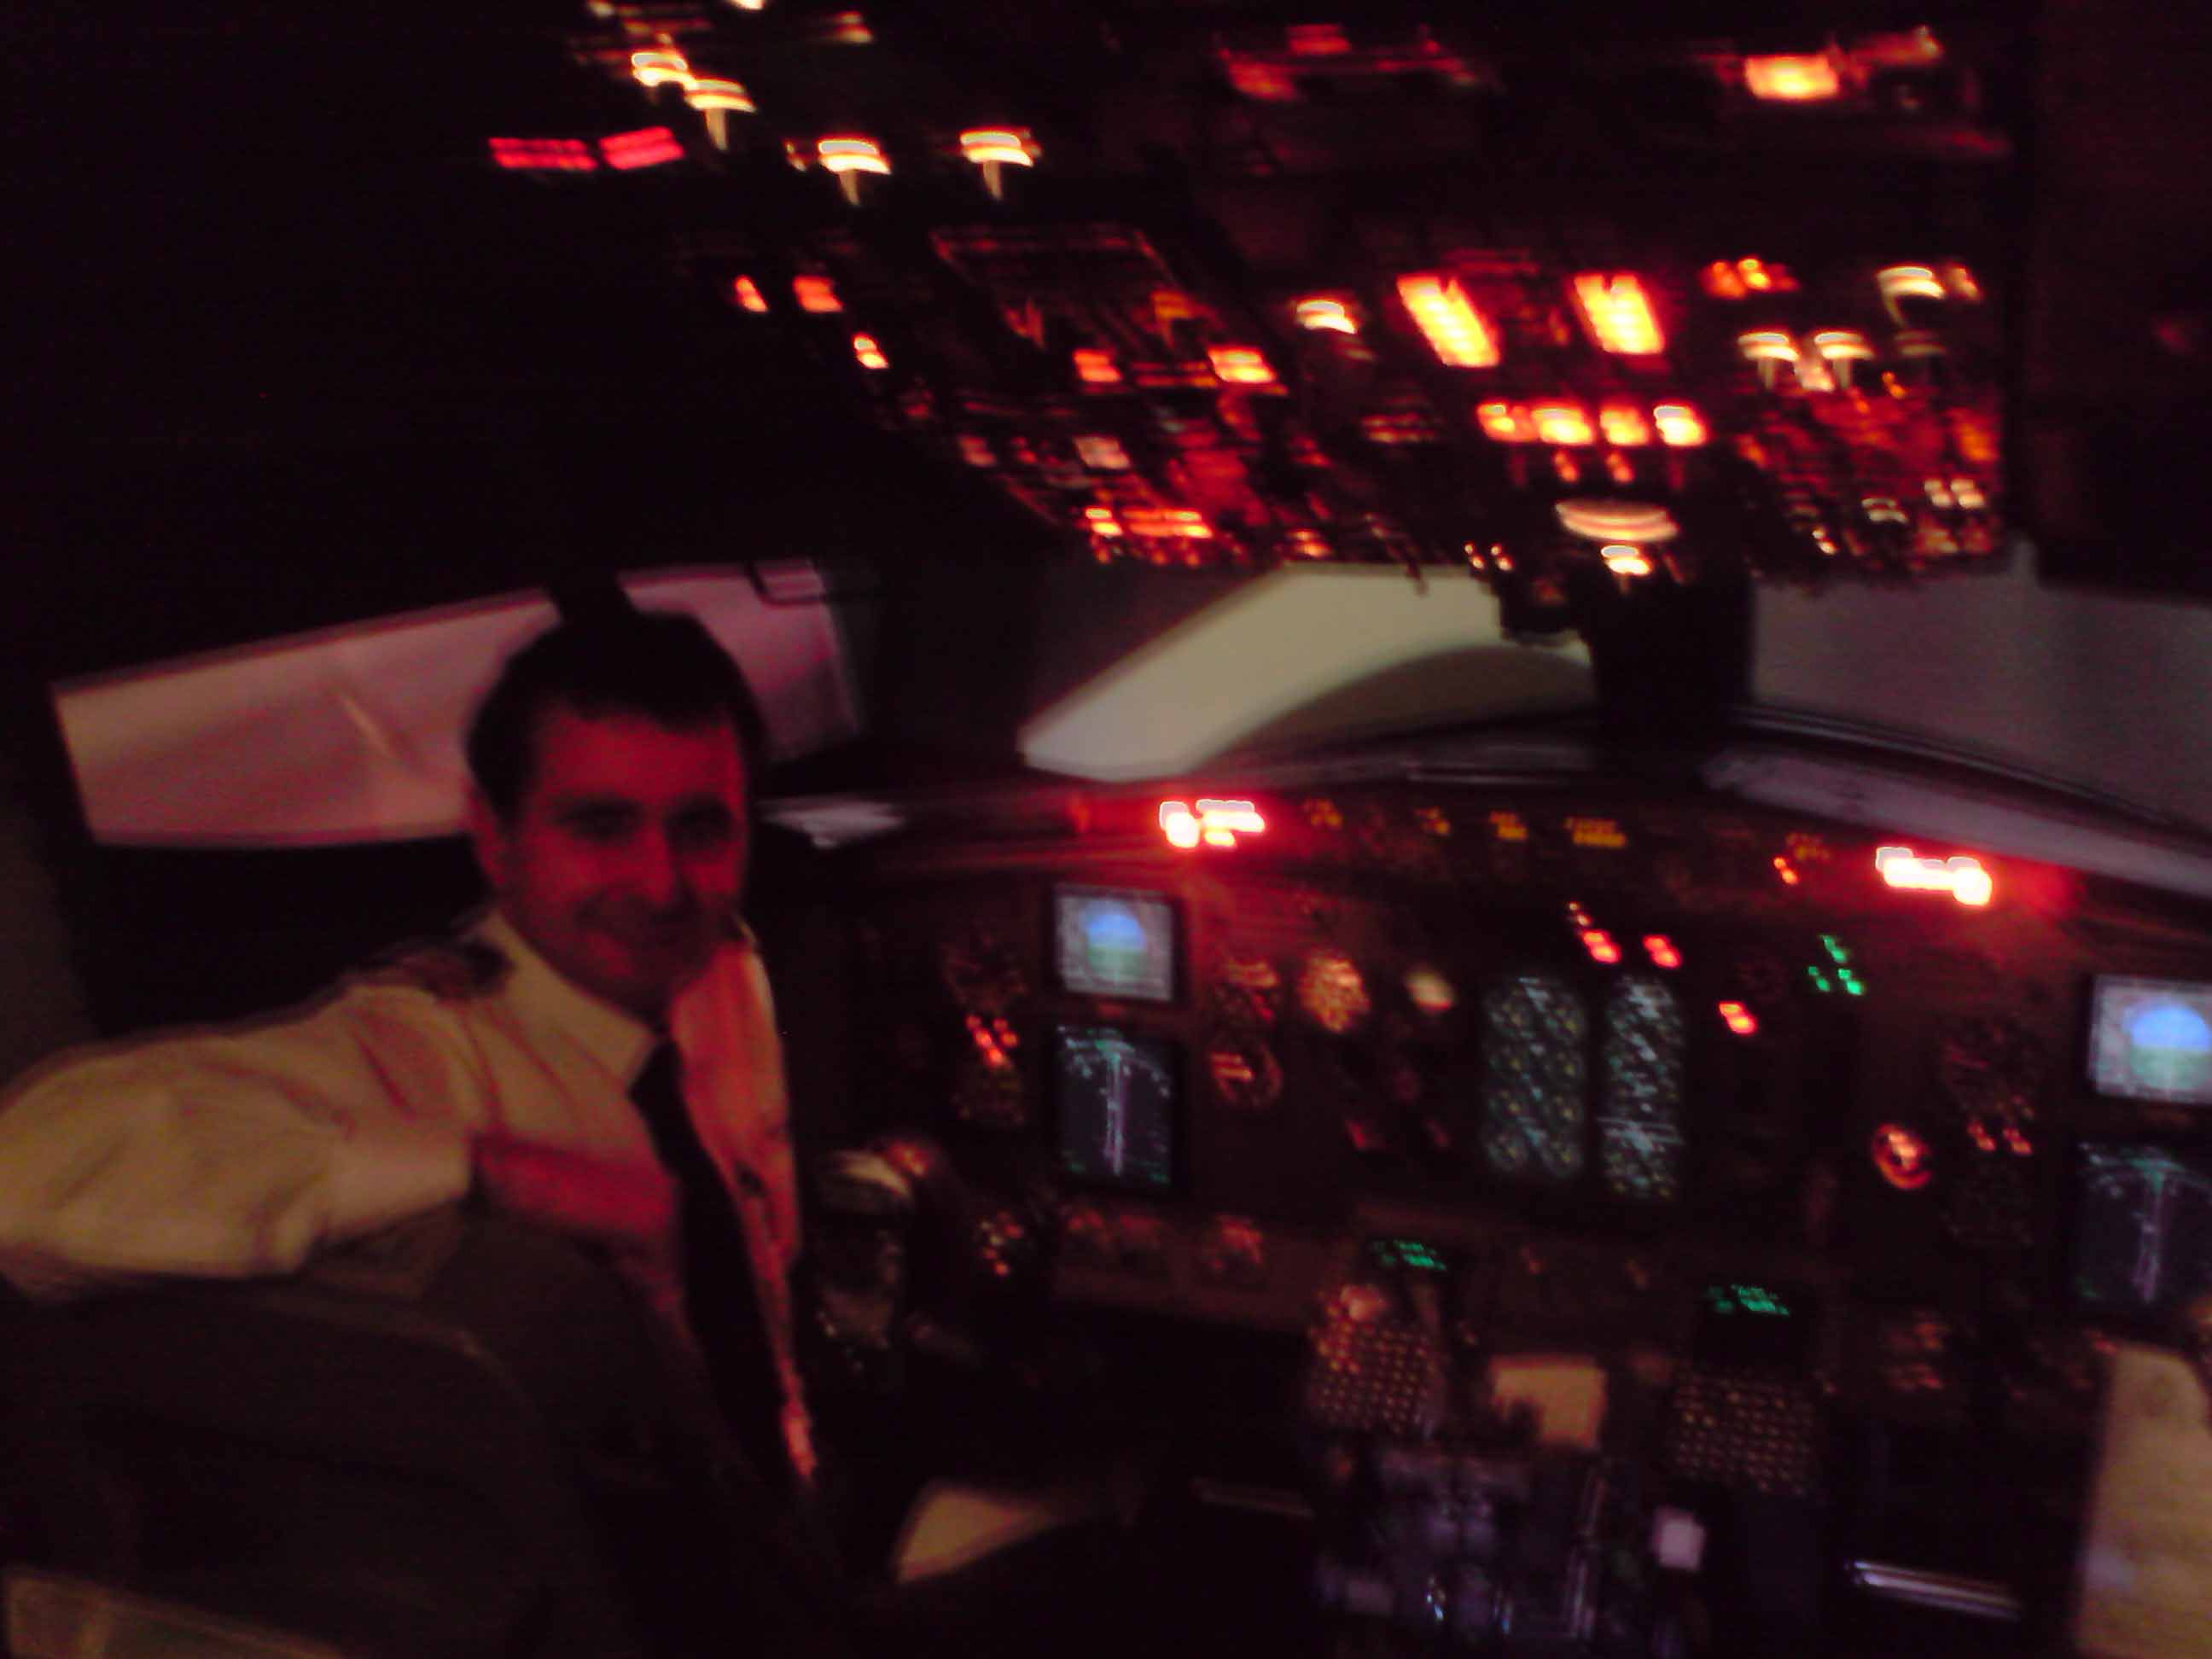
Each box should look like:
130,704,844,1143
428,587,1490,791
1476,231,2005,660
0,988,480,1300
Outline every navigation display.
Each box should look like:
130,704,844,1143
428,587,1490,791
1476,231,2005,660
1055,886,1176,1003
2088,977,2212,1107
1055,1025,1177,1192
2075,1144,2212,1314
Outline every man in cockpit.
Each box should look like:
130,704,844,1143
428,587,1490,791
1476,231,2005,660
0,608,812,1506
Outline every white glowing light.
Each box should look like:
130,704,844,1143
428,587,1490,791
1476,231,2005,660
1876,846,1994,906
1296,298,1359,335
631,50,694,90
1556,498,1679,544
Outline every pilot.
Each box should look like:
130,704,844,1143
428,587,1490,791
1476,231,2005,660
0,605,816,1518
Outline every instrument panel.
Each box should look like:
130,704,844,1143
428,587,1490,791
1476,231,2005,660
827,777,2212,1439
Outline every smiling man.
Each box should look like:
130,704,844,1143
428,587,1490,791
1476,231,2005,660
0,607,812,1493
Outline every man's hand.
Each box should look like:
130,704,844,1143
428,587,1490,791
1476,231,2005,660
472,1133,679,1253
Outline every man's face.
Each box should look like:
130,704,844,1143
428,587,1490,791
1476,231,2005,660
471,703,748,1022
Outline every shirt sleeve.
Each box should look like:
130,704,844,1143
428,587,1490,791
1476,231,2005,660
0,984,480,1301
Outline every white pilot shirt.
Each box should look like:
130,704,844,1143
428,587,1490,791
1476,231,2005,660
0,911,805,1351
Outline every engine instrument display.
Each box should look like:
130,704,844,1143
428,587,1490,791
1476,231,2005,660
1056,887,1177,1003
2075,1144,2212,1313
1480,972,1589,1182
1599,976,1687,1202
2088,978,2212,1107
1055,1025,1178,1192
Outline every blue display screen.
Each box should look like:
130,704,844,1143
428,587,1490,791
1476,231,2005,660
1055,886,1176,1002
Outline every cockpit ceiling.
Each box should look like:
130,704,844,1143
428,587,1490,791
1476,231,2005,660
479,2,2018,601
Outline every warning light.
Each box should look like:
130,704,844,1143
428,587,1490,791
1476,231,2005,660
1581,929,1622,965
1877,265,1947,324
1601,544,1652,577
1296,298,1359,335
729,275,768,312
1738,330,1800,390
630,50,694,90
1743,53,1843,102
1643,935,1681,969
1161,798,1266,850
600,126,685,170
1599,404,1652,447
685,79,755,150
793,274,843,313
852,333,890,370
1773,856,1801,885
959,127,1037,197
1719,1002,1758,1037
1531,403,1596,446
1872,1123,1933,1190
489,137,599,172
1476,401,1536,443
1653,404,1708,447
818,135,889,202
1813,329,1876,390
1397,274,1502,368
1208,346,1278,385
1074,349,1123,385
1570,274,1666,356
1876,847,1994,907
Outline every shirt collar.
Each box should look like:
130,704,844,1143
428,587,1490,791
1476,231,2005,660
474,911,660,1082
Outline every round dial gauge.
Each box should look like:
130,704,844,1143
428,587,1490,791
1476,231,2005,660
1300,950,1373,1035
1209,952,1284,1029
1207,1031,1284,1114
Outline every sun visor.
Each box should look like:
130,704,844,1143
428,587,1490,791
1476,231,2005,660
52,566,862,847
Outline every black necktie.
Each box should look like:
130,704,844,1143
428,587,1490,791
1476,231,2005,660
629,1040,791,1495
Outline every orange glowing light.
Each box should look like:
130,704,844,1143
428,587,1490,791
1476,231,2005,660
1773,856,1801,885
1719,1002,1759,1037
1287,23,1351,55
1161,798,1265,850
852,333,889,370
1599,404,1652,447
489,137,598,172
1653,403,1708,446
1295,298,1359,335
1875,847,1994,907
1571,273,1666,356
958,434,995,467
1581,929,1622,964
793,274,843,312
1878,265,1946,324
1872,1124,1933,1190
958,128,1037,167
1643,935,1681,969
1743,54,1842,102
729,275,768,311
1074,349,1123,385
1396,274,1501,368
1702,261,1747,300
1943,263,1982,302
685,78,754,149
1208,346,1277,385
818,136,889,174
1083,506,1125,538
630,50,694,90
1601,544,1652,577
1555,499,1678,544
1531,402,1595,445
599,126,684,170
1476,401,1535,443
1074,434,1131,470
1738,330,1799,364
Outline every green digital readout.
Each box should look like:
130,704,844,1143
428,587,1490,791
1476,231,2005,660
1368,1237,1451,1274
1702,1282,1794,1318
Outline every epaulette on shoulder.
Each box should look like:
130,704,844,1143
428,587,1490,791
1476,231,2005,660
360,937,513,1002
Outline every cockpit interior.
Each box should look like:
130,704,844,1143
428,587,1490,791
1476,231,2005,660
7,2,2212,1656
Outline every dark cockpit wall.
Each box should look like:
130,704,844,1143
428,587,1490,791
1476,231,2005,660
7,5,2212,1659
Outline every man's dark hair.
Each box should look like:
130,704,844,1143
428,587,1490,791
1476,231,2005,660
466,608,764,819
